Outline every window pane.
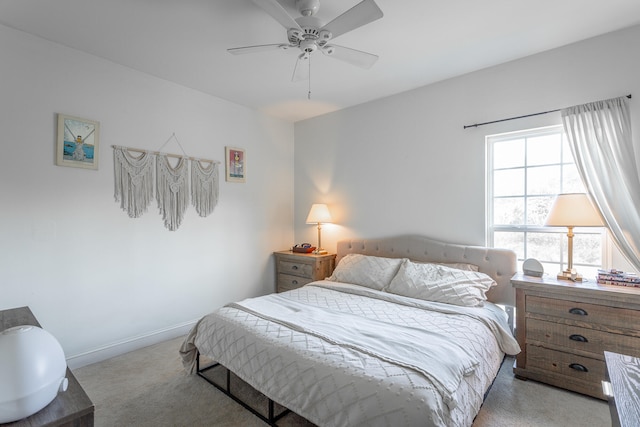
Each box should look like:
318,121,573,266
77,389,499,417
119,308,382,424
527,165,561,195
495,231,524,260
494,169,524,196
562,163,585,193
527,232,561,262
526,196,555,225
494,197,524,225
527,133,562,166
562,138,572,162
541,261,561,276
573,232,603,265
494,139,525,169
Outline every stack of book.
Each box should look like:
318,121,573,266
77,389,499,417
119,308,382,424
597,269,640,287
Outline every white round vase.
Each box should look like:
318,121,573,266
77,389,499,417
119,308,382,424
0,325,68,423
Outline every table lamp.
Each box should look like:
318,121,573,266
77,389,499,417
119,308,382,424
544,193,604,281
306,203,332,255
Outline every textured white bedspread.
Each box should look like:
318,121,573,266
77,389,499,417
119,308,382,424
181,281,520,427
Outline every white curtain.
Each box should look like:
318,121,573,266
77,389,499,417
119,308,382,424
562,96,640,271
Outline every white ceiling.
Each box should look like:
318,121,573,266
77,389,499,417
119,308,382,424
1,0,639,122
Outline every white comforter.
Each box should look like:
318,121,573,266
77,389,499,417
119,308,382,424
181,281,520,427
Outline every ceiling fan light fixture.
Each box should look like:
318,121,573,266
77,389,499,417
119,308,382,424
321,45,334,55
318,29,332,42
287,28,304,42
300,39,317,53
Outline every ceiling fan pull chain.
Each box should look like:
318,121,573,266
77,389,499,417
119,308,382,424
308,54,312,100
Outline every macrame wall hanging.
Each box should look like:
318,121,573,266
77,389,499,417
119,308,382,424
113,147,154,218
111,134,220,231
156,154,189,231
191,160,219,217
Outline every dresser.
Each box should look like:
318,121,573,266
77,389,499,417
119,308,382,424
274,250,336,293
511,273,640,399
0,306,94,427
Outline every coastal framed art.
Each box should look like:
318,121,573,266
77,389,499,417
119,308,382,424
225,146,246,183
56,113,100,170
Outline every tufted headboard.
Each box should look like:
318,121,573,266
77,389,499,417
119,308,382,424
336,235,517,307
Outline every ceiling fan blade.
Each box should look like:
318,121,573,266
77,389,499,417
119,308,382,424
320,0,383,40
252,0,302,31
321,45,378,69
292,55,310,82
228,44,292,55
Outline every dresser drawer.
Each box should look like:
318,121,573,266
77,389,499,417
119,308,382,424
527,318,640,359
527,344,605,394
278,260,314,278
527,295,640,330
278,274,314,291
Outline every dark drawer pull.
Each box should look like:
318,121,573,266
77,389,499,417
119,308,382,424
569,334,588,343
291,280,298,285
569,307,588,316
291,265,299,270
569,363,589,372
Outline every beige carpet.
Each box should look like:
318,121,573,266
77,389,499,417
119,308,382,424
73,336,610,426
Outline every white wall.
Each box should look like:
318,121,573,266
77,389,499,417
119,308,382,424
294,25,640,273
0,25,294,368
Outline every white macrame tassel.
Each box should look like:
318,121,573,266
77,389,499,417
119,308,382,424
156,154,189,231
191,160,219,217
113,146,154,218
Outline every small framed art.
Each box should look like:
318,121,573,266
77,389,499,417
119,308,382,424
56,113,100,170
225,146,246,183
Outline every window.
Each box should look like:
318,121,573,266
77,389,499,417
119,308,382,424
486,125,603,278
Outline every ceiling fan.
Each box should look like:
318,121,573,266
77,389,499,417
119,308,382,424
228,0,383,87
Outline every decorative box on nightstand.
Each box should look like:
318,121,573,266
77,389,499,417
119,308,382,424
274,250,336,293
511,272,640,399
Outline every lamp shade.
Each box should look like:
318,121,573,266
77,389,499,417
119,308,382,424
544,193,604,227
306,204,332,224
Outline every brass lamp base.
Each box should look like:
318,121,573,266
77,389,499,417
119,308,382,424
313,249,328,255
557,270,583,282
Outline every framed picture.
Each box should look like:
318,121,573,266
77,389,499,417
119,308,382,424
56,113,100,170
225,146,246,183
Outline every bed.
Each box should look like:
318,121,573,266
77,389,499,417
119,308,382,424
180,235,521,426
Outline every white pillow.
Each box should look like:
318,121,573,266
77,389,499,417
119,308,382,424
387,259,496,307
439,262,479,272
328,254,404,290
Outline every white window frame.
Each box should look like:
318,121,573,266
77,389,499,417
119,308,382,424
486,125,607,275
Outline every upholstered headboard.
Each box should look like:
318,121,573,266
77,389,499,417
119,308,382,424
336,235,517,307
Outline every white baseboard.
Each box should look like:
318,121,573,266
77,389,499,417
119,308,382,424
66,320,197,370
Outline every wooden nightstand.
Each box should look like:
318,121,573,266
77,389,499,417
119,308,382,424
274,250,336,293
511,273,640,399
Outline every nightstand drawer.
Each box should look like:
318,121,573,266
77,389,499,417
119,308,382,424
278,274,314,291
527,295,640,330
278,260,314,278
527,318,640,359
527,344,605,389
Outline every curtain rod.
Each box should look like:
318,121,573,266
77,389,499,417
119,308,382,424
463,94,632,129
111,145,219,164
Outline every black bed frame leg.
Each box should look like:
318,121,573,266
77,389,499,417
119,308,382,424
195,351,291,426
